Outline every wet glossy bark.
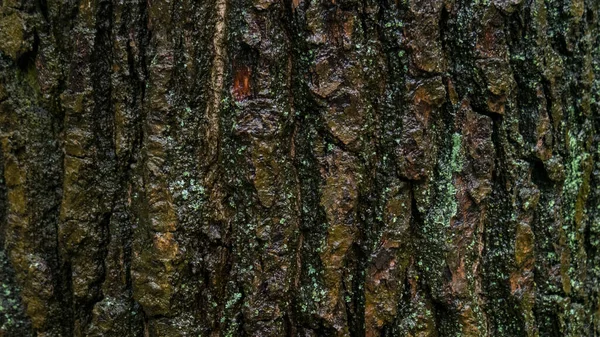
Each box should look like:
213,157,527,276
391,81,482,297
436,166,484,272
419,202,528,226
1,0,600,335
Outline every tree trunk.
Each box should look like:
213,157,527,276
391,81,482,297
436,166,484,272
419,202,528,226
0,0,599,335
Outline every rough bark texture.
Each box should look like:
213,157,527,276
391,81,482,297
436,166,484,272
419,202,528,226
0,0,600,335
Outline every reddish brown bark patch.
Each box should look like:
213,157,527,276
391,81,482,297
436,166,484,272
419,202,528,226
233,65,251,101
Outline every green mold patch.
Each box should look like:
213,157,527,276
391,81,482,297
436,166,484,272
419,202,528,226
0,10,30,61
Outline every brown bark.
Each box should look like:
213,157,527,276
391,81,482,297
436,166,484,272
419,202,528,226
1,0,600,335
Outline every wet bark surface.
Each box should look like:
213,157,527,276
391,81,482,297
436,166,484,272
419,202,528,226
0,0,600,335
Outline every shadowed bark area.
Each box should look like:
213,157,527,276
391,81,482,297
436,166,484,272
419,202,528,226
1,0,600,335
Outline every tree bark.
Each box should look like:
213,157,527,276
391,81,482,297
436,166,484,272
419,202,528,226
0,0,599,335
